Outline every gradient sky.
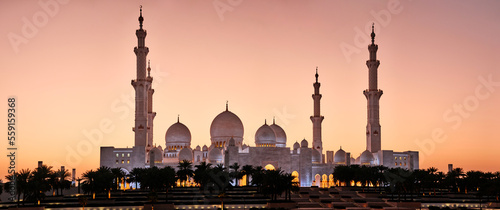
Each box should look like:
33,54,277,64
1,0,500,180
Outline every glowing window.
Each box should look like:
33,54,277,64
399,162,402,166
128,153,130,157
116,160,118,164
264,164,275,170
121,160,124,164
127,160,130,164
404,157,406,160
394,157,397,160
116,154,119,157
404,162,406,166
399,157,402,160
395,162,397,166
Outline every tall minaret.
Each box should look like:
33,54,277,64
363,24,383,153
310,67,324,160
131,6,150,148
146,60,156,151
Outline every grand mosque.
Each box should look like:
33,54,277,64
100,9,419,187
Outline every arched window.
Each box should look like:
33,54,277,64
292,171,299,184
264,164,275,170
314,174,321,187
322,174,328,188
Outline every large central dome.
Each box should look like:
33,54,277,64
210,105,244,147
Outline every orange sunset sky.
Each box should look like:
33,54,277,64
1,0,500,180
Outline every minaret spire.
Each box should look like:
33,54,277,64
315,66,319,83
310,67,324,162
139,5,144,30
371,23,375,45
364,24,383,153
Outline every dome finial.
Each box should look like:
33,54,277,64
371,23,375,45
315,66,319,83
226,100,228,111
177,114,179,123
138,5,144,30
273,116,276,124
264,119,267,125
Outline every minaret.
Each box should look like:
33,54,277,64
131,6,150,149
310,67,324,161
363,24,383,153
146,60,156,151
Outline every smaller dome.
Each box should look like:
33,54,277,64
312,149,321,163
178,148,193,162
202,145,208,151
149,147,163,163
195,145,201,151
350,157,356,164
255,122,276,146
360,150,374,165
208,147,223,163
334,147,346,163
300,139,308,148
269,121,286,147
293,142,300,150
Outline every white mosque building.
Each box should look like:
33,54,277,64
100,9,419,187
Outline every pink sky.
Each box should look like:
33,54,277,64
1,0,500,180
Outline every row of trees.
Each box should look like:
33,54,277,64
78,161,298,202
3,165,72,205
333,165,500,201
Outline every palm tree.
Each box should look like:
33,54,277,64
333,165,353,186
4,168,31,205
31,164,53,204
426,167,439,195
81,169,96,197
111,168,125,190
194,162,212,190
81,166,114,199
52,168,71,196
251,166,265,190
446,167,464,193
281,172,298,201
128,168,144,189
177,160,194,187
207,164,231,195
160,166,176,202
229,162,243,186
241,165,254,186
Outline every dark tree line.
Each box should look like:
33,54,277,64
4,161,299,203
3,165,71,205
332,165,500,201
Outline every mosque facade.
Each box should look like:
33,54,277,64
100,10,419,187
